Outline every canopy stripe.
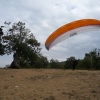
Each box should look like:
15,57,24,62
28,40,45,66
45,19,100,50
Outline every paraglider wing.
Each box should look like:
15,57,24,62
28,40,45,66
45,19,100,50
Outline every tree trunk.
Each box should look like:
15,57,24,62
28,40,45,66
10,52,20,68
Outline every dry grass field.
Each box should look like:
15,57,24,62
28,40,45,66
0,68,100,100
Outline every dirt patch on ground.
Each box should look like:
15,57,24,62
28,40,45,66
0,68,100,100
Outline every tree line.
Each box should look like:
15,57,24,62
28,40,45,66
0,21,100,70
64,48,100,70
48,48,100,70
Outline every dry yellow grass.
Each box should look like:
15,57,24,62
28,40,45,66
0,68,100,100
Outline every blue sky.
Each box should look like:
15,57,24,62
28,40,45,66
0,0,100,67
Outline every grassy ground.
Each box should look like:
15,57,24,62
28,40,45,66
0,68,100,100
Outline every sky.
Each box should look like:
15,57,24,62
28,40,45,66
0,0,100,67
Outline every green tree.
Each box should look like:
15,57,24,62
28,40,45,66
0,26,5,55
84,48,100,69
95,57,100,69
1,21,41,68
33,55,49,68
50,58,61,69
83,57,93,69
39,55,49,68
64,56,76,69
76,59,84,69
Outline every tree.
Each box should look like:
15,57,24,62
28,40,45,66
83,57,93,69
39,55,49,68
76,59,84,70
32,55,49,68
0,26,5,55
84,48,100,69
1,21,41,68
50,58,61,69
76,48,100,70
64,56,78,70
95,57,100,69
64,59,73,69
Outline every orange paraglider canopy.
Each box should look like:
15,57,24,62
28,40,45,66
45,19,100,50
